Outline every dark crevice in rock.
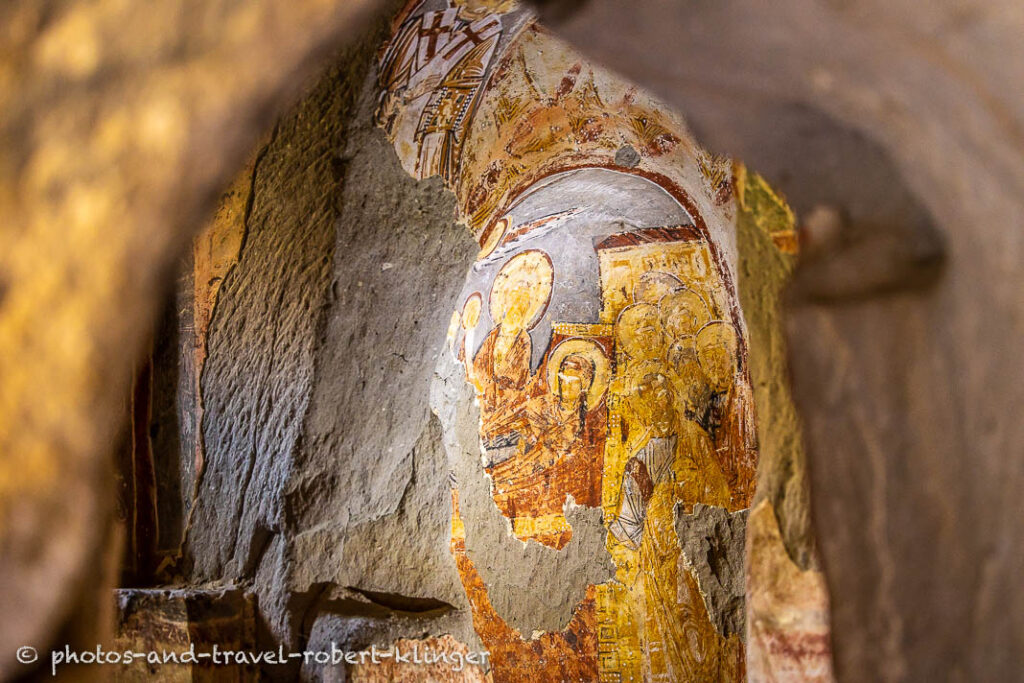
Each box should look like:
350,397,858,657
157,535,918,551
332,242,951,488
291,583,454,641
232,128,276,277
242,524,275,578
345,587,455,615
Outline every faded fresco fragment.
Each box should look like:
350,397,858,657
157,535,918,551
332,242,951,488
376,2,824,681
375,0,504,182
455,25,733,239
746,501,835,682
442,168,751,680
735,165,837,683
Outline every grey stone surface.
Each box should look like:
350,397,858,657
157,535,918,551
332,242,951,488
299,585,476,681
614,144,641,168
187,54,356,581
183,2,483,655
678,97,945,303
281,56,477,617
675,503,749,640
185,9,484,672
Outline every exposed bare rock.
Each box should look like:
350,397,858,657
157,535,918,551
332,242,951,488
0,0,386,671
177,11,481,671
676,504,750,640
112,587,257,682
746,500,835,683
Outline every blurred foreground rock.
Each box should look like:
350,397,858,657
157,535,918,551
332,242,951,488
545,1,1024,679
0,0,386,675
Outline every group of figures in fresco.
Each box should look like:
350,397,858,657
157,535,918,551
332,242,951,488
447,214,755,681
376,0,765,681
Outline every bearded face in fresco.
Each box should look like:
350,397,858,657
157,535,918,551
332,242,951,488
697,321,738,394
616,303,665,362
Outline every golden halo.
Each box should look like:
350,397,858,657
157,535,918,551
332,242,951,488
659,287,712,339
614,302,664,360
546,338,611,407
461,292,482,330
477,216,510,260
488,250,554,330
696,319,738,352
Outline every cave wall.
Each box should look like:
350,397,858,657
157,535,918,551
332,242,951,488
174,8,484,676
168,2,838,680
5,0,1017,681
0,0,388,673
541,1,1024,680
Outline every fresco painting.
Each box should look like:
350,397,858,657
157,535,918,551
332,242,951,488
375,0,504,181
376,2,786,680
593,226,748,682
454,25,722,239
439,174,753,679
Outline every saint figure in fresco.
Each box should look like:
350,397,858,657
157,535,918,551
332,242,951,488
444,220,753,681
486,339,609,548
695,318,756,506
470,250,553,466
610,370,730,549
371,0,769,674
374,2,502,181
599,262,745,682
609,368,735,681
613,272,755,510
696,319,740,437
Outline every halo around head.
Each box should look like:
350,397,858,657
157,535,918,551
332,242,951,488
696,319,738,352
659,287,712,338
461,292,482,330
489,250,554,330
615,302,661,334
633,271,683,304
615,302,664,359
477,216,509,260
546,338,611,407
